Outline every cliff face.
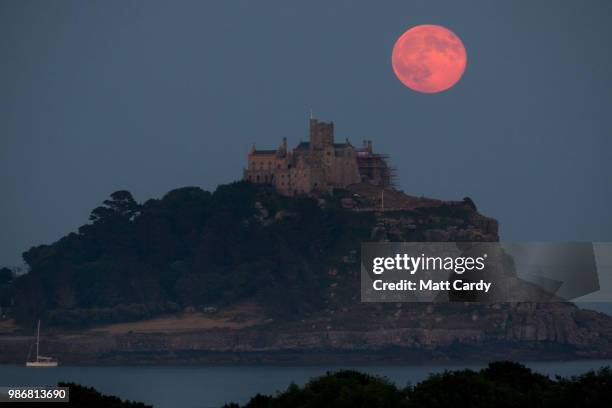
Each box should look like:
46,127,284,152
2,302,612,364
340,183,499,242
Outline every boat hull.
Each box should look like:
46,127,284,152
25,361,58,367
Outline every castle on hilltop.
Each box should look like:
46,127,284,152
243,118,395,196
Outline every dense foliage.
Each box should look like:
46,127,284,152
224,361,612,408
0,267,13,285
56,383,151,408
3,182,374,326
0,267,14,310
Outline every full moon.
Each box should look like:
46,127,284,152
392,24,467,94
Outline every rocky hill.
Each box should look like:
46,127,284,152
1,181,612,364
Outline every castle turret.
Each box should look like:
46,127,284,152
276,137,288,158
309,118,334,150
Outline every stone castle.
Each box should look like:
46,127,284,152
243,118,394,196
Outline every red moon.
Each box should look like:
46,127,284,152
392,24,467,93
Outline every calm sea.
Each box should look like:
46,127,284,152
1,361,611,408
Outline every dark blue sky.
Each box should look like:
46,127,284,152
1,0,611,265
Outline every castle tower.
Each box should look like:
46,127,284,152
309,118,334,150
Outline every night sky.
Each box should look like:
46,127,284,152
1,0,611,266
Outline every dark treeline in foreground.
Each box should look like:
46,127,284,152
5,362,609,407
223,362,612,408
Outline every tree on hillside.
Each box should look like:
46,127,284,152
0,267,13,285
89,190,140,223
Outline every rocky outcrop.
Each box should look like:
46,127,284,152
1,301,611,364
336,184,499,242
368,205,498,242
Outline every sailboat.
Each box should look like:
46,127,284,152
25,320,58,367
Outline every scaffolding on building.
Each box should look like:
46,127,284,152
356,151,398,188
